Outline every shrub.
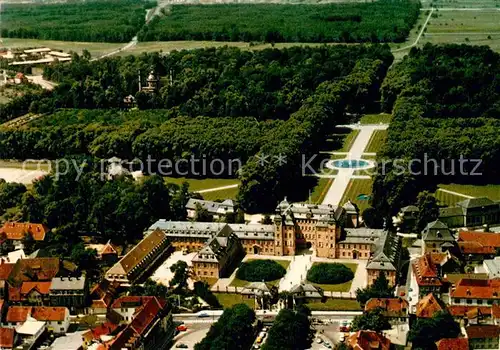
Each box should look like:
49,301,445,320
307,263,354,284
236,260,286,282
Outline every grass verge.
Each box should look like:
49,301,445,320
214,293,255,309
306,298,362,311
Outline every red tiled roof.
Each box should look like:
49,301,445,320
101,241,118,255
6,306,32,323
436,338,468,350
430,253,448,265
111,296,153,309
0,263,14,280
31,307,66,321
86,322,119,340
458,241,495,255
493,305,500,319
8,258,60,286
448,305,492,318
0,222,48,241
364,298,409,317
412,254,442,287
451,279,500,299
20,281,51,295
465,325,500,339
347,330,391,350
416,293,445,318
459,231,500,248
8,286,21,302
129,297,167,336
0,327,15,348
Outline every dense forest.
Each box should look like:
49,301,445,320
372,44,500,216
1,45,393,212
138,1,420,43
0,0,155,43
41,45,392,120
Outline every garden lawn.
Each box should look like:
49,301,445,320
306,298,362,311
340,179,374,213
230,259,290,288
438,184,500,201
307,262,357,293
365,130,388,153
202,186,239,201
309,178,333,204
163,177,239,192
214,293,254,309
360,113,392,124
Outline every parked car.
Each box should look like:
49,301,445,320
198,312,209,318
316,337,323,344
176,325,188,331
176,344,188,348
323,342,332,349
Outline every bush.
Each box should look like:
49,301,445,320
236,260,286,282
307,263,354,284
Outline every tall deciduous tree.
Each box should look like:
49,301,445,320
351,308,391,332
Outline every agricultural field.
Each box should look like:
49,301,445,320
420,10,500,51
340,179,374,212
0,0,155,43
138,0,420,43
421,0,500,8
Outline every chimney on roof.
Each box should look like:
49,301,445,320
466,289,471,296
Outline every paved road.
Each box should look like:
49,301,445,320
278,254,312,292
321,124,388,206
197,184,238,194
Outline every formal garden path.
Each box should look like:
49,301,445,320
321,123,388,206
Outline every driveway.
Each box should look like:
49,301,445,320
151,251,196,288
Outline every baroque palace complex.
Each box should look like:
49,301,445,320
143,198,401,286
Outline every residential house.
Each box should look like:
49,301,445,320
0,262,14,299
435,338,469,350
439,197,500,228
185,198,235,220
409,254,444,310
8,281,52,305
88,280,118,315
483,256,500,279
111,296,155,323
4,306,70,334
347,330,391,350
458,231,500,262
366,231,401,286
192,226,243,281
100,241,119,264
105,230,171,286
107,297,174,350
465,325,500,350
415,293,445,318
450,278,500,307
49,330,86,350
14,318,46,350
365,298,409,324
0,327,16,349
0,222,49,242
448,304,499,325
49,276,88,312
421,220,455,254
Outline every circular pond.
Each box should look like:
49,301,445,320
326,158,375,170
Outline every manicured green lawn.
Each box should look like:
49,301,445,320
360,113,392,124
309,178,333,204
365,130,388,153
202,186,239,201
214,293,255,309
307,262,357,293
230,259,290,288
340,179,374,212
163,177,239,192
306,298,362,311
338,129,360,153
438,183,500,201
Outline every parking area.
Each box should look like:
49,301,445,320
151,251,197,288
172,324,211,349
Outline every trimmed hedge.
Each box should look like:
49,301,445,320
307,263,354,284
236,259,286,282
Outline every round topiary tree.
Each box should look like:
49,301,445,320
307,263,354,284
236,259,286,282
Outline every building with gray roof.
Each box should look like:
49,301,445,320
366,231,401,286
421,220,456,254
186,198,235,220
49,276,88,312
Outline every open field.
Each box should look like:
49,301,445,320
359,113,392,124
421,0,500,8
0,38,123,58
214,293,255,309
306,298,361,311
163,177,239,192
438,183,500,201
307,262,357,292
365,130,388,153
202,186,239,201
340,179,374,212
138,2,420,43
